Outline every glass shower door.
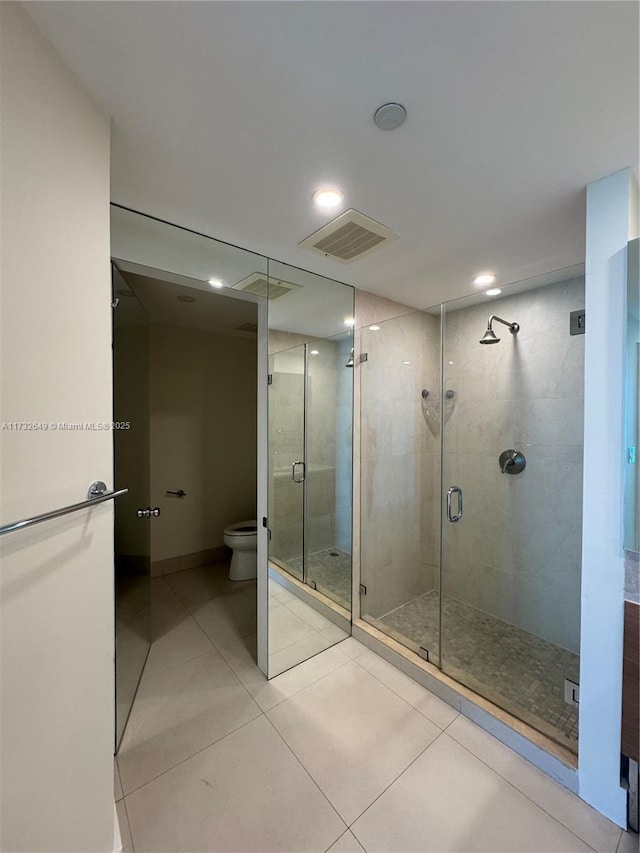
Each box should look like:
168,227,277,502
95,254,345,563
268,344,306,582
439,279,584,752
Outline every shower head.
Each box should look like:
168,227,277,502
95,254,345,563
480,328,500,345
479,315,519,345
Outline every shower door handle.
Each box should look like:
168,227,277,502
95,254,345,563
292,461,305,483
446,486,463,523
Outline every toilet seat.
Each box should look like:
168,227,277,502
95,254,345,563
224,520,257,537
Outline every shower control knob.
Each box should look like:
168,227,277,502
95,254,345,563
499,449,526,475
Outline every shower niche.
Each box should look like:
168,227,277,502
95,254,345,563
359,266,585,753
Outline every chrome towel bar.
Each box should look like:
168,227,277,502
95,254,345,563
0,481,128,537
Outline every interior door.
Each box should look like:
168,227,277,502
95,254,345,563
112,266,151,749
268,344,306,583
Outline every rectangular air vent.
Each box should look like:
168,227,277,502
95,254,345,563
299,209,398,263
232,273,301,301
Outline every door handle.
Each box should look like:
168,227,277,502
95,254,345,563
137,507,161,518
446,486,463,523
291,461,305,483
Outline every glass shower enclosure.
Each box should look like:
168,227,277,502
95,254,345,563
360,267,585,752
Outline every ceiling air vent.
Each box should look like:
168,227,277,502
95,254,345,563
299,209,398,263
232,273,301,301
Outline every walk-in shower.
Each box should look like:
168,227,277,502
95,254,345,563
359,269,585,752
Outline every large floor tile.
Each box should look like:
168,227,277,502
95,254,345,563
267,661,440,824
165,563,253,612
151,577,189,641
352,733,592,852
269,626,348,676
114,760,123,802
219,634,351,712
143,614,213,678
336,637,368,660
117,651,261,794
283,595,338,631
116,800,134,853
356,649,459,730
617,831,638,853
125,715,347,853
326,830,366,852
193,583,257,648
446,715,621,853
269,600,318,653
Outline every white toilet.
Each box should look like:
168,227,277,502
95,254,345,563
223,520,258,581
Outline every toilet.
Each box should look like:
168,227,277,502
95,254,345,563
223,520,258,581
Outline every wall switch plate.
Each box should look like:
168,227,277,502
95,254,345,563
570,310,586,335
564,678,580,706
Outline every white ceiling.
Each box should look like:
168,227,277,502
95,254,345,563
27,1,638,309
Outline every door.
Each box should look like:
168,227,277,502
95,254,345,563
112,266,152,748
268,344,306,582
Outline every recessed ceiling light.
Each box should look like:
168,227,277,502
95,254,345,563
344,317,355,327
207,278,224,288
403,361,411,365
310,349,320,356
369,325,380,331
177,294,196,303
472,273,497,287
313,188,345,210
485,288,502,296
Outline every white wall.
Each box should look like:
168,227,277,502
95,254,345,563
579,167,638,826
0,4,113,851
150,323,257,563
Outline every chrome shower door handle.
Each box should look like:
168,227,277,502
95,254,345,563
292,461,305,483
446,486,463,523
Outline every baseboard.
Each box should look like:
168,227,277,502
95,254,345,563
152,546,229,577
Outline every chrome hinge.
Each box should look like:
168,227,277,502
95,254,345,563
267,373,273,385
418,647,430,662
358,353,368,364
564,678,579,706
359,583,367,595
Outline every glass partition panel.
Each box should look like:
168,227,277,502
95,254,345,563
306,332,353,610
440,268,585,751
359,308,442,663
267,261,354,677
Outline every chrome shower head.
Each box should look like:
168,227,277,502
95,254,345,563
479,315,519,345
480,328,500,345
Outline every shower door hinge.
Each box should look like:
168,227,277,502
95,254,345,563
358,353,368,365
564,678,579,706
308,580,317,591
267,373,273,385
418,647,430,662
262,517,271,540
359,583,367,595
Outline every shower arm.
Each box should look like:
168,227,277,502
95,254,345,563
487,315,520,334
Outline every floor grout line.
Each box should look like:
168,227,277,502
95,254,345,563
441,729,606,853
262,714,349,844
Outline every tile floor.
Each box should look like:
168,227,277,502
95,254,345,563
115,565,634,853
375,590,580,744
286,547,352,610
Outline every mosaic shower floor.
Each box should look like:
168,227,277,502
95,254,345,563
286,548,352,610
377,591,579,745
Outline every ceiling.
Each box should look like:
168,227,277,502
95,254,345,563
119,271,259,338
26,1,639,309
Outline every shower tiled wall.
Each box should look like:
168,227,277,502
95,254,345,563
357,298,441,618
442,277,585,653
